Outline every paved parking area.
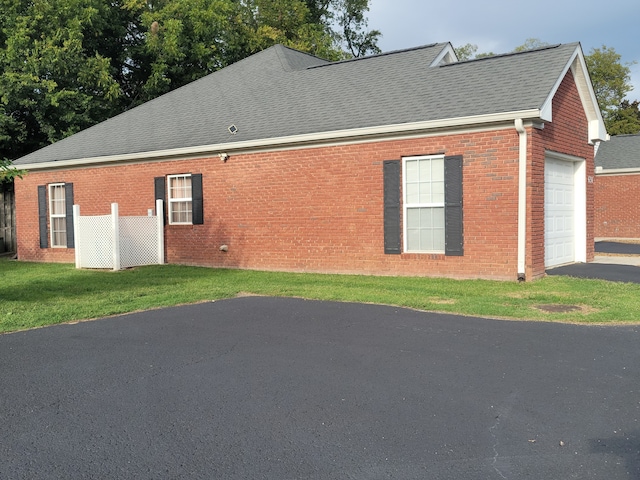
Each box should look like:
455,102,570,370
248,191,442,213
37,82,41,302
2,297,640,479
547,241,640,282
547,262,640,283
595,241,640,255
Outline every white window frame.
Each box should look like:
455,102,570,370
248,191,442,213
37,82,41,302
167,174,193,225
48,183,66,248
402,155,446,254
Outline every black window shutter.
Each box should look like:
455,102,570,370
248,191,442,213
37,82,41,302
191,173,203,225
37,185,48,249
154,176,166,225
65,183,74,248
445,155,463,256
383,160,401,254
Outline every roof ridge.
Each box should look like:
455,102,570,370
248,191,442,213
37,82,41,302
442,43,565,67
274,43,328,61
306,42,444,70
272,44,329,71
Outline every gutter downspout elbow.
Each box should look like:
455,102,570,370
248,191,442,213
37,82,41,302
515,119,527,281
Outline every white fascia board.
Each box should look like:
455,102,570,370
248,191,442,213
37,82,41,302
596,167,640,175
539,45,607,142
20,109,542,171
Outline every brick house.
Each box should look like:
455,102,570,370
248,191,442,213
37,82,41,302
595,133,640,239
12,42,606,280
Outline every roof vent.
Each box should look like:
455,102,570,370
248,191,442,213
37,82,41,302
228,124,238,135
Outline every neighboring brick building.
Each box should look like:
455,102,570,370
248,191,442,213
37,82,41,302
595,134,640,239
12,42,606,280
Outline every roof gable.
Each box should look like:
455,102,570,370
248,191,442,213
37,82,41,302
536,45,606,142
14,42,606,168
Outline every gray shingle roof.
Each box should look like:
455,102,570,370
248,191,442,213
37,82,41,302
595,134,640,170
15,42,585,166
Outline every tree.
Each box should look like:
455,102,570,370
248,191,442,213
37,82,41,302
300,1,381,57
222,0,344,64
0,0,380,161
606,100,640,135
125,0,242,103
0,0,124,160
585,45,637,132
454,43,477,61
513,38,550,52
452,42,495,61
0,158,26,182
335,0,381,57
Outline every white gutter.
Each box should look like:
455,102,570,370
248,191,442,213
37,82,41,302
19,109,542,171
515,119,527,280
595,167,640,175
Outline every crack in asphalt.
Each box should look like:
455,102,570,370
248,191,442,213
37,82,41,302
489,392,518,479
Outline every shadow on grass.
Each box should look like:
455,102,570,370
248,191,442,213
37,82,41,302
0,263,242,304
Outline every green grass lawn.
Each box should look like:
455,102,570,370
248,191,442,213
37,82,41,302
1,258,639,333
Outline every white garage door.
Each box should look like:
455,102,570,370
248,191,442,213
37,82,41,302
545,158,575,267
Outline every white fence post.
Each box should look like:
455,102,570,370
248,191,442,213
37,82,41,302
73,205,81,269
111,203,120,271
156,199,164,265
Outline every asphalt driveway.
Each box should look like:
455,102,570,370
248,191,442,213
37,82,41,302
547,262,640,283
596,242,640,255
547,241,640,283
2,297,640,479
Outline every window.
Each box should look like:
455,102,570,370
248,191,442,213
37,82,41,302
38,183,74,249
49,183,67,247
155,173,203,226
168,174,193,224
403,155,445,252
383,155,462,256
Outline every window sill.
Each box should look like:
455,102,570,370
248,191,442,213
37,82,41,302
405,250,445,255
401,252,446,260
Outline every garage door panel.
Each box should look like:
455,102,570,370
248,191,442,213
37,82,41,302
545,159,575,268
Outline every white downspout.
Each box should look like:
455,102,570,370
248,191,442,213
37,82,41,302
515,119,527,281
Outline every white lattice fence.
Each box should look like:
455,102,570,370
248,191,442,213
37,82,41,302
73,201,164,270
119,216,162,268
75,214,113,269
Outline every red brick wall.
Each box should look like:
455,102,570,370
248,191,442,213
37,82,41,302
528,71,595,279
16,130,525,280
14,72,594,281
595,174,640,238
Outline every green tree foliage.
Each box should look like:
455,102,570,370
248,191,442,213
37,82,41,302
513,38,550,52
124,0,238,102
606,100,640,135
585,45,637,133
0,0,124,160
335,0,381,57
453,43,477,61
0,0,380,161
0,158,26,182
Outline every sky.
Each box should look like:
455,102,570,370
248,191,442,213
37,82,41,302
367,0,640,100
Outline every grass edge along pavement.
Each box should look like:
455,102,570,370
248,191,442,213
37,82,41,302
1,259,640,333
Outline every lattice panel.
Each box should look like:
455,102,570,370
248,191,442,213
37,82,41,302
119,216,160,268
76,215,114,269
